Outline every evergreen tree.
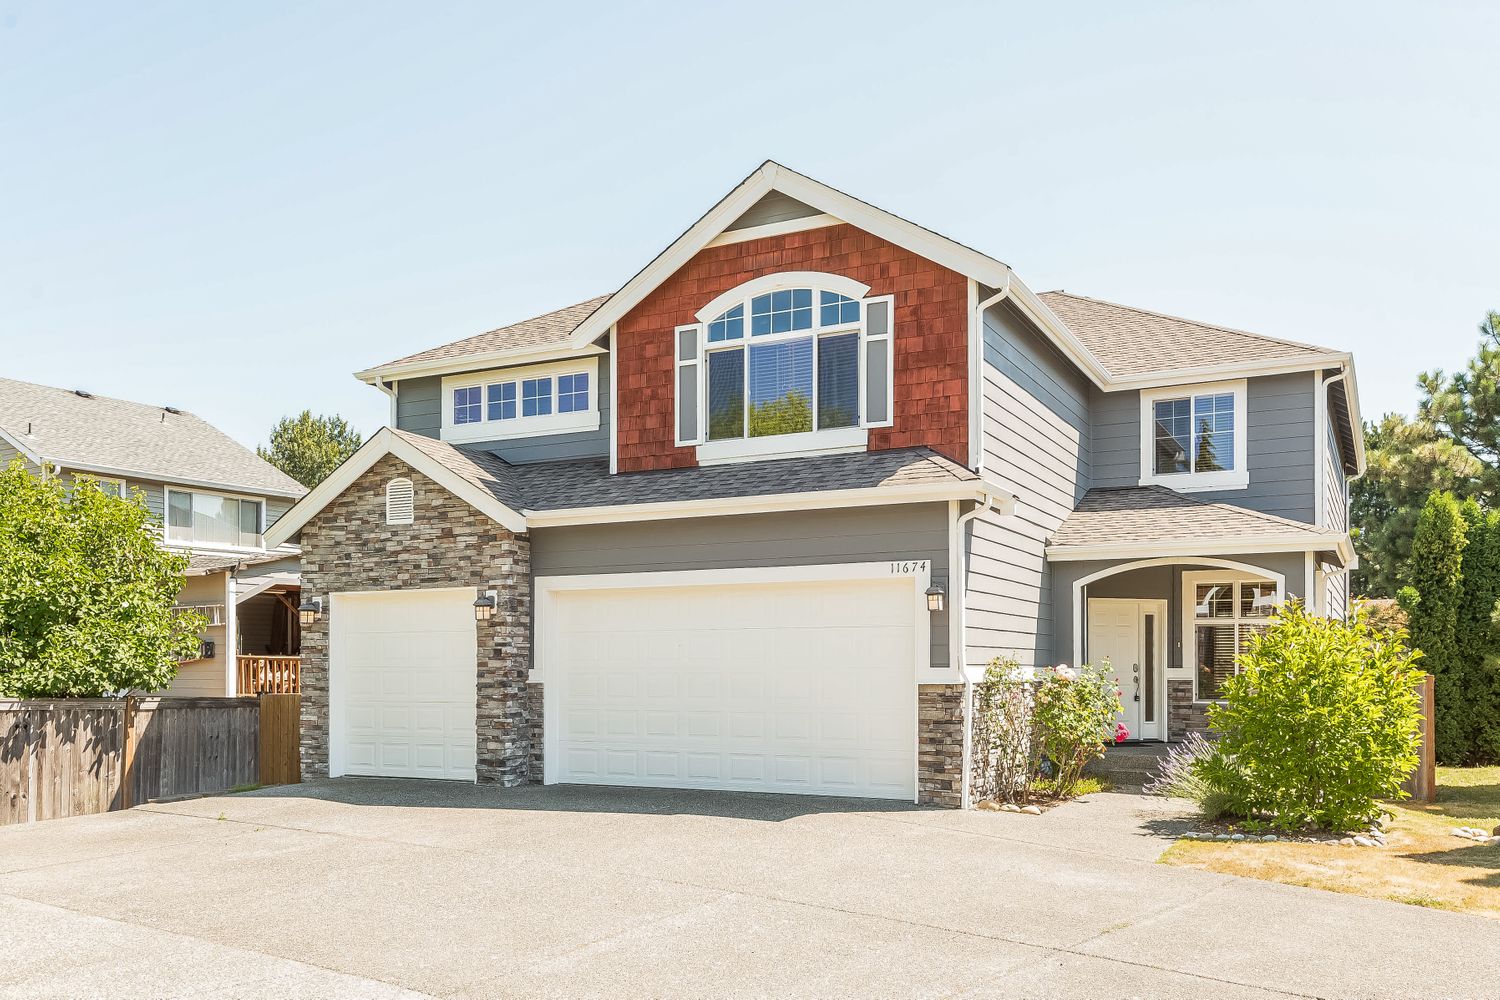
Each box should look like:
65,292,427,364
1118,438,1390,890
1399,492,1469,763
1457,499,1500,763
257,411,362,489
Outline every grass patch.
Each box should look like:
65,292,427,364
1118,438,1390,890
1161,766,1500,919
227,783,264,794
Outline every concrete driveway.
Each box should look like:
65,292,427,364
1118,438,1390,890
0,781,1493,1000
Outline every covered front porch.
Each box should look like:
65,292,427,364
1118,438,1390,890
1046,487,1354,742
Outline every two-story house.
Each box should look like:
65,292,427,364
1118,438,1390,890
0,377,307,698
268,162,1362,808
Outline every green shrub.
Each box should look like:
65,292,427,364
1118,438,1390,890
1033,663,1123,795
1401,491,1467,763
1195,603,1423,832
1457,501,1500,763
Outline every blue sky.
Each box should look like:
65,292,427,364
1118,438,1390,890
3,1,1495,449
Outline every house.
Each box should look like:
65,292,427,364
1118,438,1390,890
0,377,307,697
267,161,1362,807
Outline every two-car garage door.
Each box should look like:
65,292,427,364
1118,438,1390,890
543,576,918,800
328,573,920,800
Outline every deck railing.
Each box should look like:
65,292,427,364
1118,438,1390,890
236,655,301,696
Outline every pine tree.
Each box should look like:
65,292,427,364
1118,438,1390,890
1458,500,1500,763
1400,492,1469,763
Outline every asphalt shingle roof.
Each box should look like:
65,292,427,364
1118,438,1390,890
1037,292,1337,379
388,428,976,514
1048,486,1328,550
0,377,305,497
374,296,610,371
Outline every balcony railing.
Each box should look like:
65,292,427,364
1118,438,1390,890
237,655,301,696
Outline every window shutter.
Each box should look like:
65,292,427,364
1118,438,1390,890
862,296,894,427
675,325,703,445
386,478,414,525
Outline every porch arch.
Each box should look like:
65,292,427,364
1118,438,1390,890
1070,556,1287,666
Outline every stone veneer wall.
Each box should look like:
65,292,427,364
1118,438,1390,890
299,453,534,784
1167,680,1212,740
918,684,970,808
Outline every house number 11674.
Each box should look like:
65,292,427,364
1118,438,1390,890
890,561,929,574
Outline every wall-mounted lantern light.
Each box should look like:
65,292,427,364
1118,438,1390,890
298,597,323,627
473,589,498,623
925,584,946,614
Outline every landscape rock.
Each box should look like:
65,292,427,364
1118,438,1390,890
1230,833,1246,842
1021,805,1043,816
1354,836,1376,847
1261,835,1278,842
977,800,1001,811
1000,803,1021,813
1339,837,1356,846
1215,834,1232,841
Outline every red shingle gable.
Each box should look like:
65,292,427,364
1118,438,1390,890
614,223,970,473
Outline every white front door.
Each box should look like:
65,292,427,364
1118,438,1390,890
1086,598,1166,741
330,589,479,780
543,576,918,800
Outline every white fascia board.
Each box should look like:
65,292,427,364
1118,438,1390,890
1101,353,1353,393
1046,532,1353,564
355,343,608,386
51,460,306,500
1340,357,1367,476
264,428,527,546
523,481,989,529
1000,277,1113,389
0,425,43,467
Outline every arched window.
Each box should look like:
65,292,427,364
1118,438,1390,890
674,273,893,453
385,478,414,525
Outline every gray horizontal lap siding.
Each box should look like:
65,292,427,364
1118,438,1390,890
968,304,1091,670
530,503,951,671
726,191,822,230
1088,371,1318,524
395,363,612,464
53,472,292,530
1323,412,1348,532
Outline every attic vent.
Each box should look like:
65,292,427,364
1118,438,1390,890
163,406,183,415
385,478,414,525
73,389,92,398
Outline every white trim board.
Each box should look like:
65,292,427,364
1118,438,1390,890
1048,532,1352,565
705,213,842,248
265,427,528,546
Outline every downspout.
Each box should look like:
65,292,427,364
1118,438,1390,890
375,379,398,427
956,489,996,810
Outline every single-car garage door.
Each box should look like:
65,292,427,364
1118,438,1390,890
544,575,918,800
330,589,478,781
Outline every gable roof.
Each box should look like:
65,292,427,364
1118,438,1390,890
1047,486,1351,563
357,295,611,383
1037,292,1344,381
0,377,305,498
266,428,991,545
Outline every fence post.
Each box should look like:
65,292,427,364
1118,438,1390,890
120,695,138,810
1402,674,1437,805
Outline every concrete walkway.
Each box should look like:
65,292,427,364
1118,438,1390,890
0,780,1493,999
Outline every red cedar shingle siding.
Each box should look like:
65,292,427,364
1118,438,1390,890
615,223,970,473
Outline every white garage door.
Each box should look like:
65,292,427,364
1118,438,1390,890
547,577,917,799
331,589,478,781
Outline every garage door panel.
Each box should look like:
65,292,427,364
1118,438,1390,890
551,578,916,800
334,591,478,781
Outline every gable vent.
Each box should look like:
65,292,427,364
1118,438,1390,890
385,478,414,525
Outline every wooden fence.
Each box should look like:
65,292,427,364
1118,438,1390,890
237,655,301,695
0,694,300,826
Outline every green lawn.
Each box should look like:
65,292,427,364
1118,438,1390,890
1161,766,1500,918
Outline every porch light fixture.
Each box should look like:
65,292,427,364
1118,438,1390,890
297,597,323,627
925,584,946,614
473,589,498,623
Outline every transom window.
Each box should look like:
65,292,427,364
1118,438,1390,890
1139,381,1247,491
1190,577,1278,700
675,277,893,459
444,362,594,439
166,489,263,549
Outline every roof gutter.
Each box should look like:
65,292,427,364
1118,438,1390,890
37,460,305,500
1048,532,1355,566
355,343,609,386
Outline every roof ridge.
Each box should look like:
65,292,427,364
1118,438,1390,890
0,375,201,422
1039,291,1339,356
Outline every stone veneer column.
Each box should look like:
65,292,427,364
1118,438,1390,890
917,684,967,808
1167,679,1212,740
297,453,534,785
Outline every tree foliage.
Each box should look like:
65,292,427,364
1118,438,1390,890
1399,491,1467,763
1456,499,1500,763
747,391,813,437
1197,603,1423,832
0,463,204,697
257,411,362,489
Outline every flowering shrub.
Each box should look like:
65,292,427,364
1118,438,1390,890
973,658,1123,803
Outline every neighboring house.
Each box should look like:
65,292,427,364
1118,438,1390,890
0,377,307,697
269,162,1362,807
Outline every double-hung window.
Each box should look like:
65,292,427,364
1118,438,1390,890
1139,380,1248,491
166,489,264,549
675,275,893,461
